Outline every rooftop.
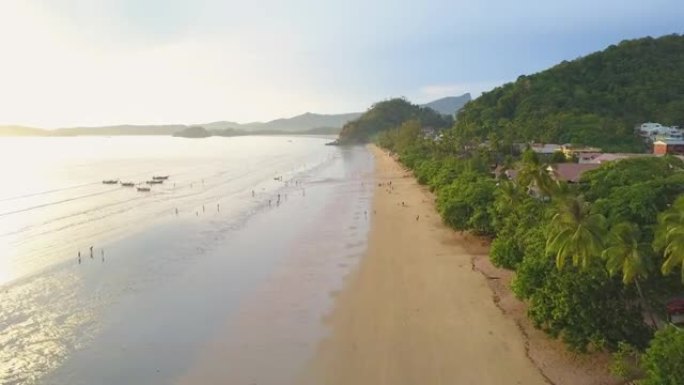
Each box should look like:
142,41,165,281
591,153,655,164
655,139,684,145
547,163,600,183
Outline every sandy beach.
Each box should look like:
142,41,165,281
303,146,549,385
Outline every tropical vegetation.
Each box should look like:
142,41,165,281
455,34,684,152
338,34,684,382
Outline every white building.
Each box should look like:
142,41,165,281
529,143,562,155
638,122,682,140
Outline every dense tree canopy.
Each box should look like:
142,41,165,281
455,34,684,151
641,326,684,385
337,98,452,144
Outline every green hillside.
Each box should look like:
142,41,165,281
337,98,452,144
455,34,684,151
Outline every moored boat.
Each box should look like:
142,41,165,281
102,180,119,184
137,186,151,192
121,182,135,187
146,180,163,184
152,175,169,180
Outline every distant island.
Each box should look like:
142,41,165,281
173,126,212,138
0,95,469,138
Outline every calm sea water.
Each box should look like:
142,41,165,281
0,136,374,385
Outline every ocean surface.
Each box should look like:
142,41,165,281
0,136,374,385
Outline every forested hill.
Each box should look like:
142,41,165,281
337,98,452,144
423,94,471,115
455,34,684,151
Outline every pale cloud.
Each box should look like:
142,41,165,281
0,1,324,128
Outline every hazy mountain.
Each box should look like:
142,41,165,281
0,96,466,137
173,126,211,138
202,112,362,133
200,121,242,131
422,94,471,115
52,125,186,136
248,112,362,132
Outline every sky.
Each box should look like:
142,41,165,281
0,0,682,128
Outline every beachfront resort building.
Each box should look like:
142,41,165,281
638,122,683,140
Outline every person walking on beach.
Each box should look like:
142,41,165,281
217,203,220,212
175,208,179,216
101,249,105,262
78,251,81,264
252,190,255,197
416,215,420,221
89,246,94,259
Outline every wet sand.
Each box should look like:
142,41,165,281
303,146,548,385
174,146,375,385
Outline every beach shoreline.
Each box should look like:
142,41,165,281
302,144,619,385
302,145,548,384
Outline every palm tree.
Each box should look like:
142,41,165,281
517,149,557,198
654,195,684,283
546,195,607,269
496,180,522,206
603,221,657,328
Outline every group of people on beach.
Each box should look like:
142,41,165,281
263,177,307,208
379,179,420,221
172,176,307,219
78,245,104,264
78,174,310,267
